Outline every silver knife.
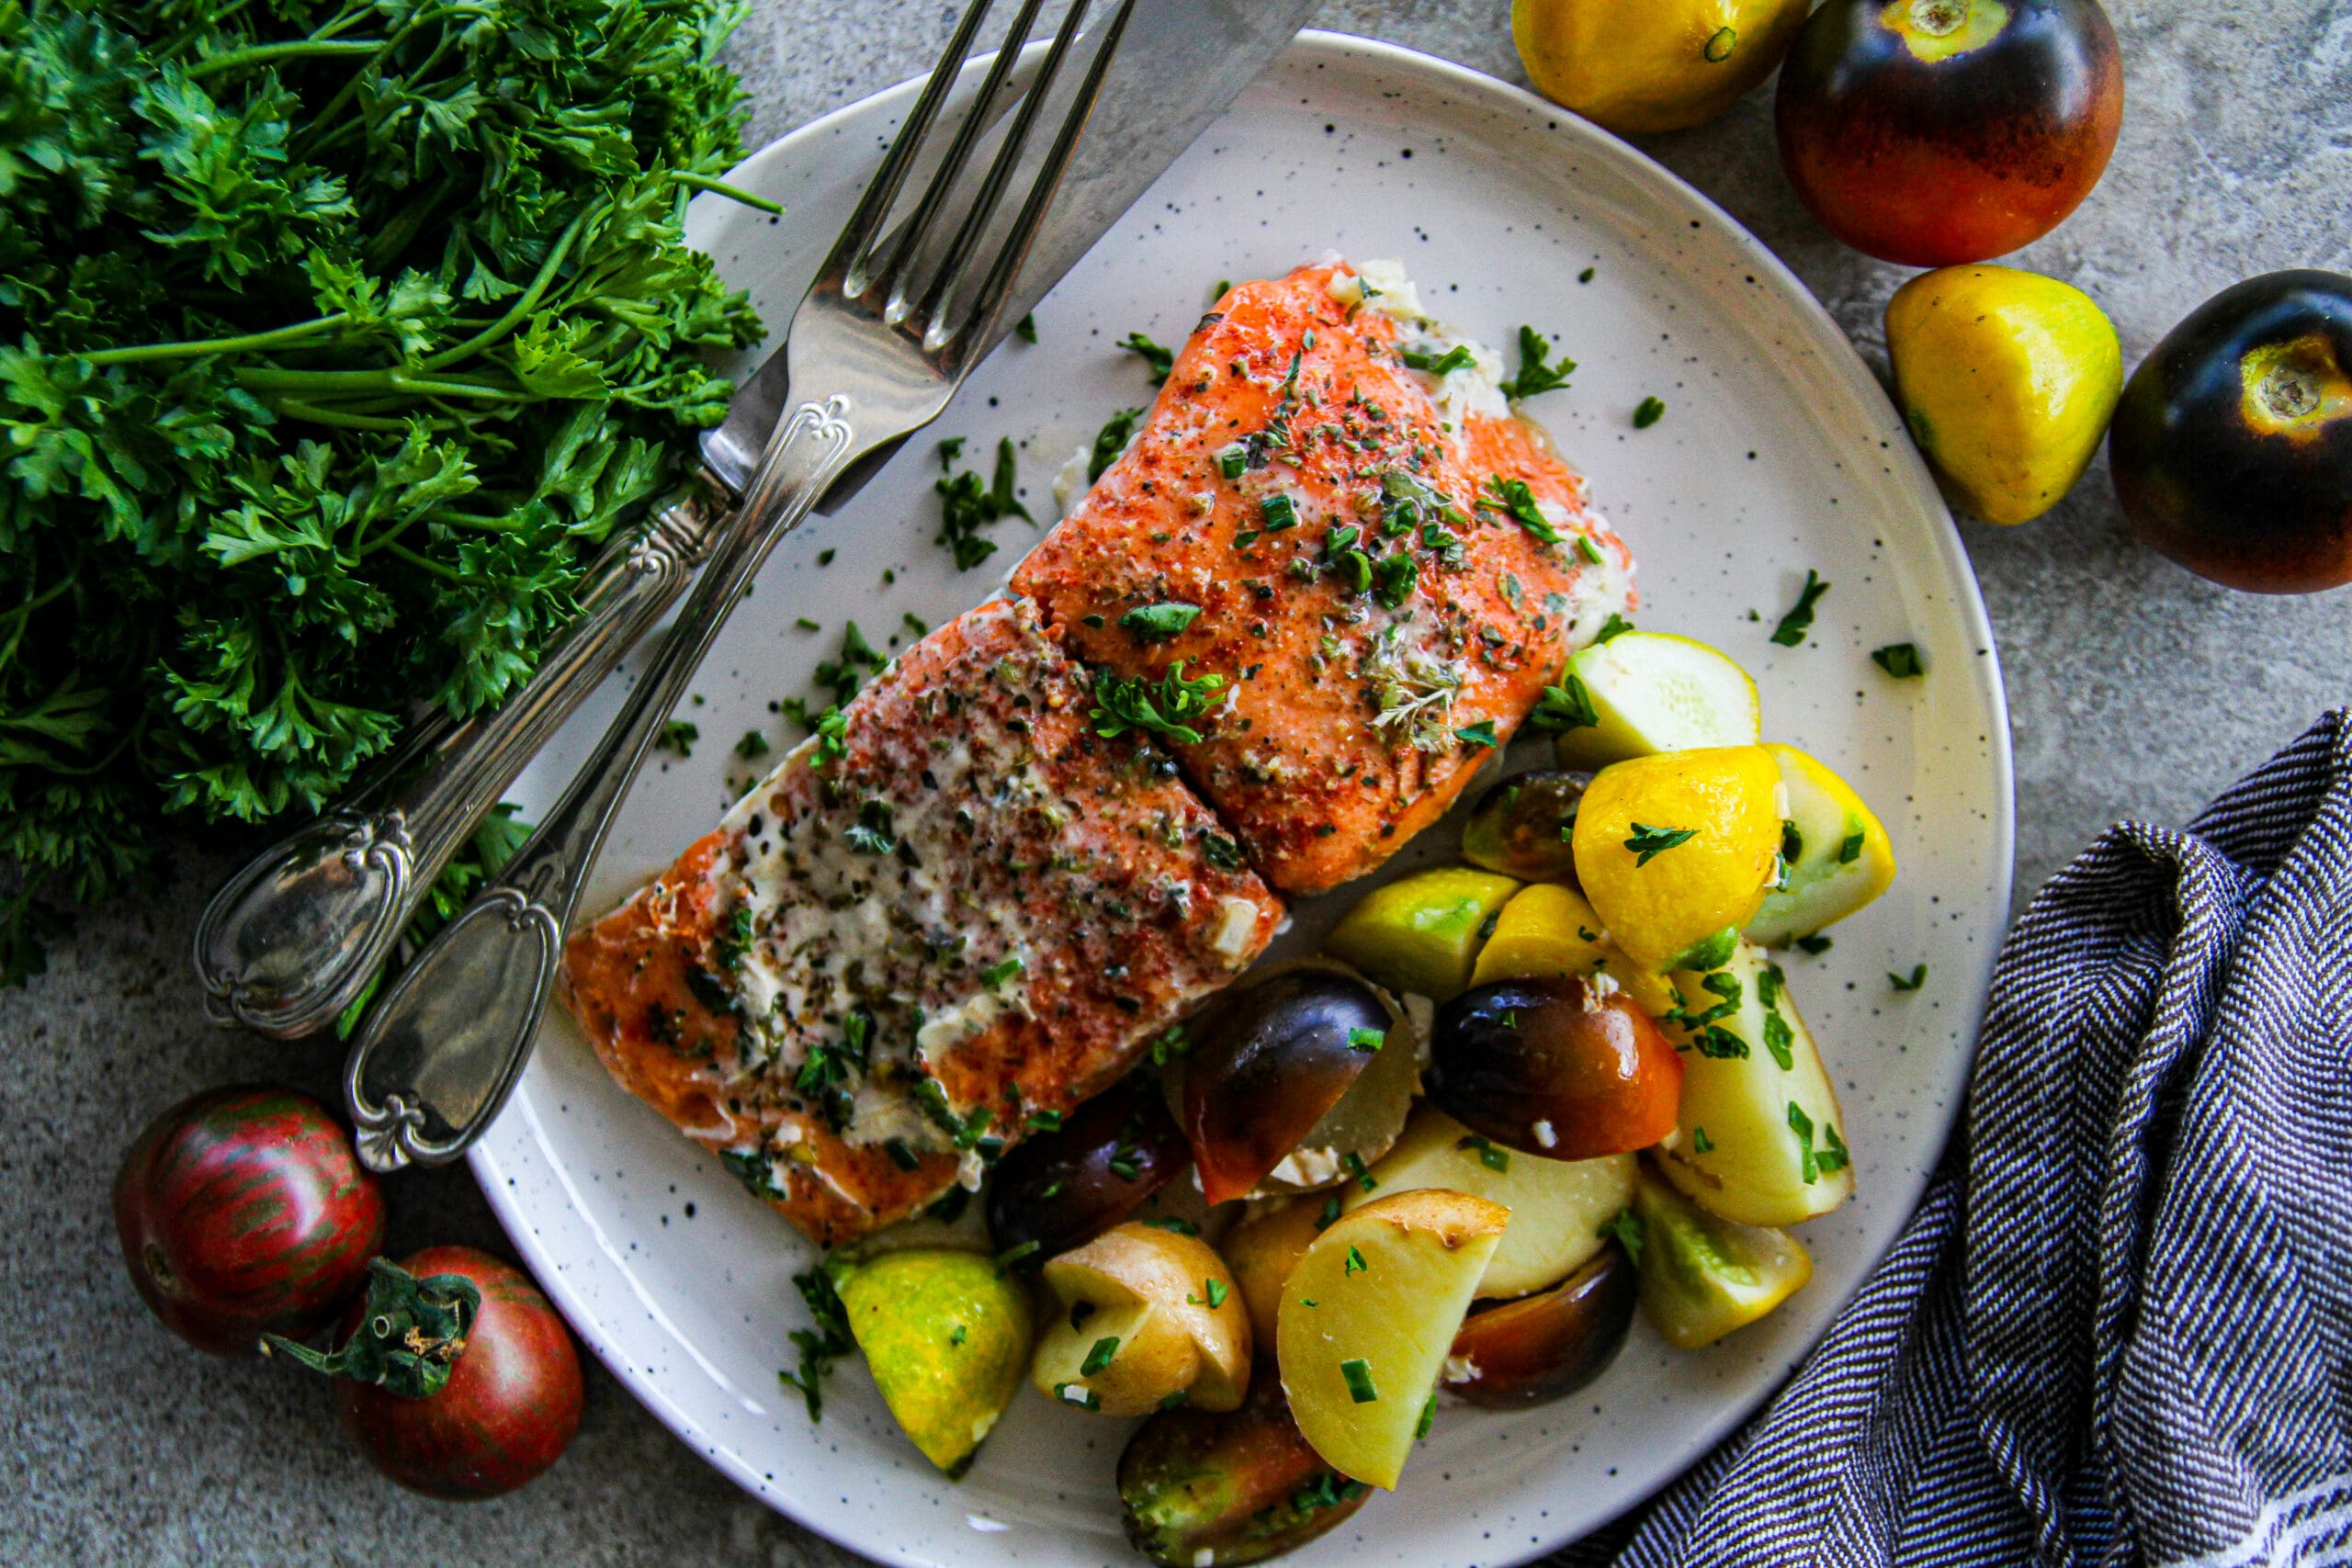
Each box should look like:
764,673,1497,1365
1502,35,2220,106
191,0,1317,1042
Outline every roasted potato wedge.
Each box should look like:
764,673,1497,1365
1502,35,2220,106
1033,1223,1250,1417
1278,1189,1508,1489
1344,1105,1634,1301
1223,1196,1327,1356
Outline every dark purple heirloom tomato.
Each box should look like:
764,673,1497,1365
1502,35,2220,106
2109,271,2352,592
986,1073,1191,1263
1776,0,2123,266
115,1086,385,1354
334,1247,583,1500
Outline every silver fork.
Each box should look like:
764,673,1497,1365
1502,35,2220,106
340,0,1136,1173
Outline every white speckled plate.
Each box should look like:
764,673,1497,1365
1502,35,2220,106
472,31,2012,1568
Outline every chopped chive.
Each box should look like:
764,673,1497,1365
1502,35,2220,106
1025,1110,1064,1133
1261,492,1299,531
1416,1393,1437,1439
980,956,1023,988
1343,1245,1367,1276
1340,1359,1378,1404
1346,1025,1386,1053
1081,1336,1121,1376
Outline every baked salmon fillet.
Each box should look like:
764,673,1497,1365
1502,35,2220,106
559,598,1282,1246
1012,259,1634,894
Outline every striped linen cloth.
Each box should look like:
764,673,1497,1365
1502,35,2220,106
1564,709,2352,1567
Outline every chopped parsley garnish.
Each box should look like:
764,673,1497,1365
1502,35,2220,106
1576,536,1606,565
1206,1279,1228,1309
1347,1025,1387,1053
1119,331,1176,382
1141,1214,1200,1235
1595,611,1636,643
1090,407,1146,481
1457,1134,1510,1173
933,437,1031,570
1789,1102,1850,1184
1340,1359,1379,1404
1159,1388,1190,1411
1890,964,1928,992
1216,444,1249,479
1795,934,1835,955
1692,1126,1715,1154
1344,1246,1368,1276
1261,492,1300,531
1119,602,1203,643
1626,822,1699,865
980,955,1024,989
1372,550,1419,607
1294,1472,1367,1515
844,798,897,856
883,1137,922,1172
1317,1193,1342,1230
1080,1336,1121,1376
994,1240,1042,1272
1014,312,1038,344
1839,828,1866,863
1454,719,1498,750
810,708,850,769
1199,829,1245,869
777,1262,855,1421
1601,1209,1645,1267
658,719,699,757
1633,396,1667,429
1692,1024,1750,1059
712,906,756,973
1872,642,1927,678
1025,1109,1064,1134
1578,266,1597,283
1242,351,1306,468
1761,1009,1795,1070
1091,661,1227,745
734,729,770,761
1770,570,1830,647
1416,1393,1438,1439
1531,674,1599,732
1481,475,1560,544
1148,1024,1191,1065
1501,324,1577,400
720,1147,786,1201
1403,343,1476,377
1054,1382,1102,1411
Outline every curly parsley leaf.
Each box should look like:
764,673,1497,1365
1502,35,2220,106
1501,325,1577,400
1770,570,1831,648
1090,661,1226,746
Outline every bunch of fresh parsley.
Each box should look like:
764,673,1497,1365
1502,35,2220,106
0,0,768,981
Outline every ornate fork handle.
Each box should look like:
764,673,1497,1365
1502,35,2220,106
191,472,729,1041
344,398,860,1172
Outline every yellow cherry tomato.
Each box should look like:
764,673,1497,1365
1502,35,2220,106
1571,746,1783,972
1886,264,2124,525
1513,0,1812,136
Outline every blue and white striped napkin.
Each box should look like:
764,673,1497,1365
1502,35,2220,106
1566,709,2352,1567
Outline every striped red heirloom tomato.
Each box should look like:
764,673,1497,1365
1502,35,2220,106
331,1247,583,1500
113,1085,385,1355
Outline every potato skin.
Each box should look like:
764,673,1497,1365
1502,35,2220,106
1225,1198,1326,1357
1775,0,2122,265
1035,1223,1250,1416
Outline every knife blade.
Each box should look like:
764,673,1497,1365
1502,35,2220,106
698,0,1318,499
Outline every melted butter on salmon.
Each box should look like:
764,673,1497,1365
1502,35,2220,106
559,598,1281,1246
1013,259,1634,895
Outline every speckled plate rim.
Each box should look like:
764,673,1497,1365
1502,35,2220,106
469,28,2016,1567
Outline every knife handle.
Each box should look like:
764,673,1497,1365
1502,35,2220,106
343,396,859,1173
190,471,732,1041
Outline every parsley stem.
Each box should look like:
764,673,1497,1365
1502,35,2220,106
79,313,352,367
185,37,390,78
420,208,593,371
668,171,784,215
262,397,456,433
378,539,466,581
236,367,528,402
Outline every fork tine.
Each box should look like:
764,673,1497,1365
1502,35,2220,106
950,0,1141,351
828,0,1001,284
859,0,1051,307
908,0,1102,343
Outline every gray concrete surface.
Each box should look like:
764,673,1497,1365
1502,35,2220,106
6,2,2348,1564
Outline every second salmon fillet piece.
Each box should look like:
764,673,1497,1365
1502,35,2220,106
560,598,1281,1246
1014,260,1634,895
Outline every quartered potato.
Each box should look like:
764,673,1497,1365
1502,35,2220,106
1278,1189,1509,1489
1343,1105,1634,1301
1745,744,1897,947
1224,1197,1328,1356
1324,866,1521,1002
1033,1223,1250,1418
1572,747,1783,972
1470,881,1611,989
834,1250,1033,1475
1118,1375,1371,1568
1630,1161,1812,1348
1653,942,1855,1227
1445,1243,1637,1406
1426,977,1681,1161
1460,770,1589,882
